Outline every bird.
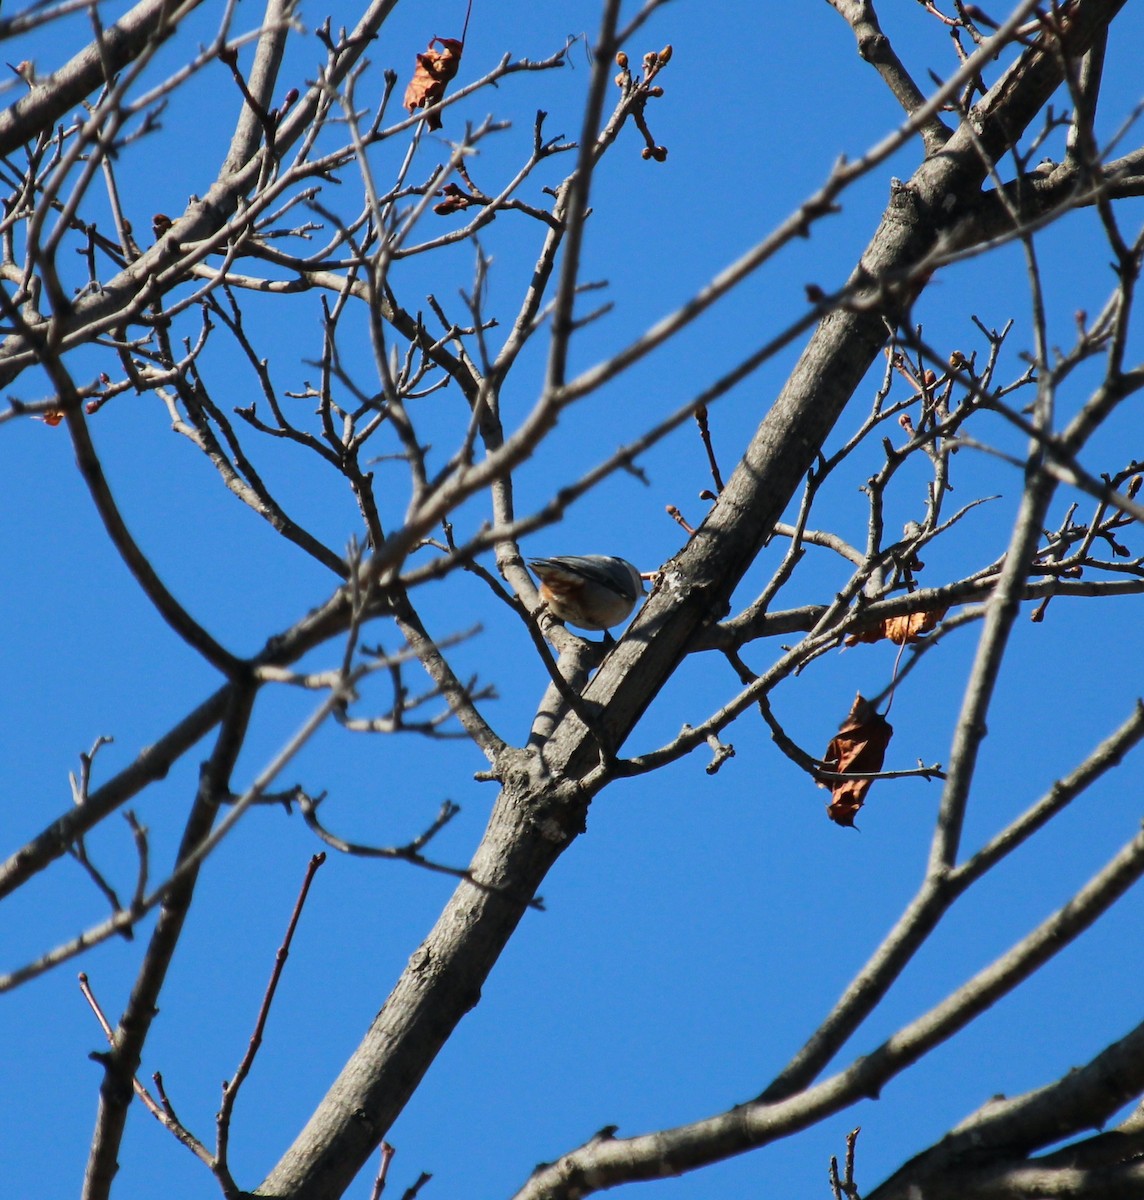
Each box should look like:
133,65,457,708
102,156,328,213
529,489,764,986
528,555,646,632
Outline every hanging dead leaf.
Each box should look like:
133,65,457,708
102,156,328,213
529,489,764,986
844,606,947,647
817,693,894,827
883,606,947,645
403,37,464,130
40,410,65,426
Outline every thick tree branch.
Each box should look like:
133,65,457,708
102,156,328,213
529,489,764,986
827,0,953,155
0,0,206,156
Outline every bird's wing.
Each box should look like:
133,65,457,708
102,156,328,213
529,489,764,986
540,556,637,599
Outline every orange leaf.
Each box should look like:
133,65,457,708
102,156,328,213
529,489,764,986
41,410,65,426
883,606,947,645
817,693,893,827
403,37,464,130
844,606,947,647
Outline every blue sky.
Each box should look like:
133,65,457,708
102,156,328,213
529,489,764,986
2,2,1143,1198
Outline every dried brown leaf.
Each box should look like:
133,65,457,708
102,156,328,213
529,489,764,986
403,37,464,130
844,606,947,648
818,693,894,827
883,606,947,645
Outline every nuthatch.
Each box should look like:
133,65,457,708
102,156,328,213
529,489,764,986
529,555,646,632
